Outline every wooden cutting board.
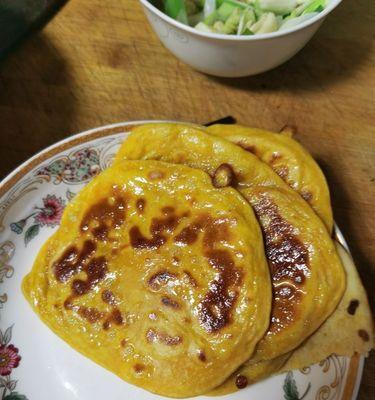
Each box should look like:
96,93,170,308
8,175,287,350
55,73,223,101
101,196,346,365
0,0,373,398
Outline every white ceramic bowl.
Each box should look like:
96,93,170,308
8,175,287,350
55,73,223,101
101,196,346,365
139,0,342,77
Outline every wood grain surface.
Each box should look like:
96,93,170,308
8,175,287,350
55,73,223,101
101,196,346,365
0,0,373,398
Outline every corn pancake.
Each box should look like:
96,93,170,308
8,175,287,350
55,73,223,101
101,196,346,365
23,160,271,398
206,124,332,232
115,124,346,387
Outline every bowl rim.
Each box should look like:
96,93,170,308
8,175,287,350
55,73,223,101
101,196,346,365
139,0,343,41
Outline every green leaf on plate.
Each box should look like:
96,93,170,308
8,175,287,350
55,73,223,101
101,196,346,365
283,372,300,400
24,224,40,245
2,325,13,345
8,380,17,392
4,393,28,400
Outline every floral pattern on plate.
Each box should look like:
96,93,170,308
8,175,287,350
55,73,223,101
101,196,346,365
35,148,101,184
0,326,25,399
10,195,66,245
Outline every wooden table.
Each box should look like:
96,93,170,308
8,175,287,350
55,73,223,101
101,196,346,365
0,0,373,397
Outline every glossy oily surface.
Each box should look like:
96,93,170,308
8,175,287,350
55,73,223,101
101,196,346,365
115,123,346,388
22,159,271,398
205,124,333,232
210,187,346,394
243,187,344,360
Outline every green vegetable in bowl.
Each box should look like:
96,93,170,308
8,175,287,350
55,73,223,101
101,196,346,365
152,0,327,35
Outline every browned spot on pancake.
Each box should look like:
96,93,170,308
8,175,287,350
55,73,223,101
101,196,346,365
198,249,242,333
63,297,74,310
161,296,180,309
184,317,192,323
274,165,289,180
358,329,370,342
133,363,145,373
174,224,200,246
148,270,178,291
110,308,123,324
103,308,123,330
120,339,128,347
78,306,103,323
253,196,309,334
201,215,231,249
80,193,126,240
62,255,108,316
71,280,88,296
148,170,165,180
136,198,146,213
71,256,108,297
198,250,241,333
162,206,174,214
92,226,108,241
198,350,206,362
301,190,313,202
185,216,241,333
235,375,248,389
151,207,184,233
146,328,182,346
130,207,188,250
347,299,360,315
212,163,237,188
172,256,180,266
103,321,110,330
102,289,117,305
129,226,166,250
54,240,96,283
174,214,230,248
183,270,198,287
237,141,257,155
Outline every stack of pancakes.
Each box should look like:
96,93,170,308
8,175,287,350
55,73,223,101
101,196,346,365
23,123,373,398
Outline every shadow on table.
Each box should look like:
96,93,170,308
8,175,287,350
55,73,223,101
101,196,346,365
209,0,372,91
0,0,67,59
0,32,77,179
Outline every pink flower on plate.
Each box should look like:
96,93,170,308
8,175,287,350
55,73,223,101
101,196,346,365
35,195,65,227
0,344,21,376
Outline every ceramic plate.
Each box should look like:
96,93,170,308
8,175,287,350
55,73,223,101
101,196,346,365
0,121,364,400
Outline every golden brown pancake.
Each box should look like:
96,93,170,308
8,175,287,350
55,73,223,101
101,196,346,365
212,240,374,395
23,160,271,398
115,123,346,387
240,187,345,361
282,241,374,372
206,124,333,232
